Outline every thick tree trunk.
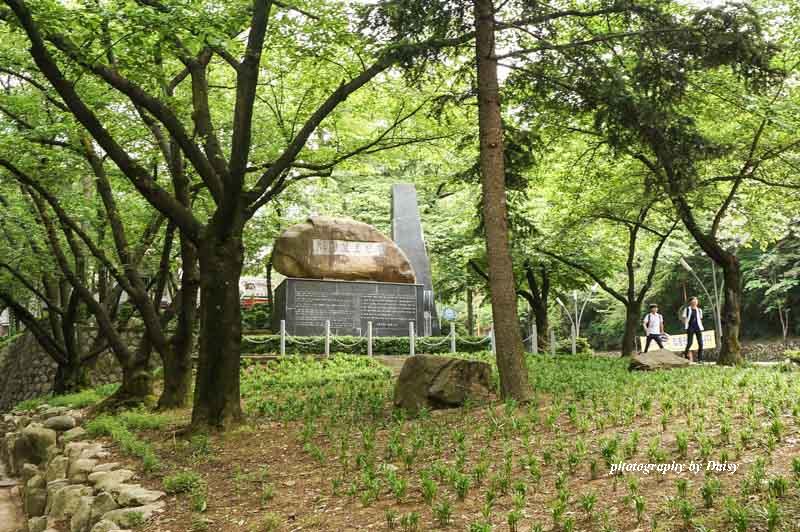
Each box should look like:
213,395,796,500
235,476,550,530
191,226,244,429
158,234,199,409
718,258,743,365
621,303,642,357
533,306,549,351
100,339,153,410
53,361,87,395
474,0,532,402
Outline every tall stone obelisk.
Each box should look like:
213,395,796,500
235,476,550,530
391,183,439,335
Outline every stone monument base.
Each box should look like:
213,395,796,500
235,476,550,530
271,278,428,337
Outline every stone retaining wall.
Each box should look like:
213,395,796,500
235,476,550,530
0,334,123,414
1,406,165,532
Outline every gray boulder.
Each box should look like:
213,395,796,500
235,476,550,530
115,484,165,506
46,455,69,482
89,469,135,492
28,516,48,532
629,349,691,371
90,492,119,524
69,458,98,483
49,484,94,521
90,520,120,532
102,502,164,528
44,415,77,432
24,487,47,516
13,425,58,469
70,495,95,532
63,427,88,443
394,355,493,413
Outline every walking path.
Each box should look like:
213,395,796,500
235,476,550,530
0,463,22,532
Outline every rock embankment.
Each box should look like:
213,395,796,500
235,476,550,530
1,406,165,532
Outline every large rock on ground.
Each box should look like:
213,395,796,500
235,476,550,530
394,355,493,413
629,349,691,370
272,216,416,283
13,425,58,470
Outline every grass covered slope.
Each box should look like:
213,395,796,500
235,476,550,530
15,354,800,531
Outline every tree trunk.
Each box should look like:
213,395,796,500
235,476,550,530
158,234,199,409
474,0,532,402
53,361,87,395
718,257,743,365
99,339,153,410
533,305,549,351
621,302,642,357
191,225,244,429
466,287,475,336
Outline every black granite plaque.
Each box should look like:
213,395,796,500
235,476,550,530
272,278,425,337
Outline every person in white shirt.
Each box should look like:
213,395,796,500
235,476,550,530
683,297,704,362
642,304,665,352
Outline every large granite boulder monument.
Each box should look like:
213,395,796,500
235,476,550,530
272,216,417,284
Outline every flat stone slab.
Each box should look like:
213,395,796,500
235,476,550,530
630,349,691,370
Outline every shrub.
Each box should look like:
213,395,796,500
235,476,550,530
241,334,494,356
163,470,203,494
555,336,593,355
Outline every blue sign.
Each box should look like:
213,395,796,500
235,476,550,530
442,308,457,321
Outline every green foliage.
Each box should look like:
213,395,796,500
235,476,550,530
14,383,119,412
554,336,593,356
242,303,272,331
163,470,203,494
241,334,493,355
86,415,160,471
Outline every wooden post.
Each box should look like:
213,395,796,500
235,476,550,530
531,323,538,355
325,320,331,357
450,322,456,354
280,320,286,357
409,321,415,356
367,321,373,357
550,329,556,356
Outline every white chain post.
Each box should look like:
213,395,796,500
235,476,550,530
531,323,538,354
450,322,456,354
490,329,496,355
280,320,286,357
367,321,373,357
571,324,576,355
409,321,415,356
550,328,556,356
325,320,331,357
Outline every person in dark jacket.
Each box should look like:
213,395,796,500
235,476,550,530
683,297,704,362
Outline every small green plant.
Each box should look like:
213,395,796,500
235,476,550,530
190,481,208,512
676,431,689,458
580,491,597,519
253,512,282,532
725,497,750,532
163,470,202,494
385,509,398,530
507,509,522,532
421,473,437,506
433,499,452,527
399,511,420,532
767,476,788,499
700,477,721,508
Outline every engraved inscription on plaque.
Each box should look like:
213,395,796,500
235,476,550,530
312,239,385,257
360,294,417,329
273,278,425,336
